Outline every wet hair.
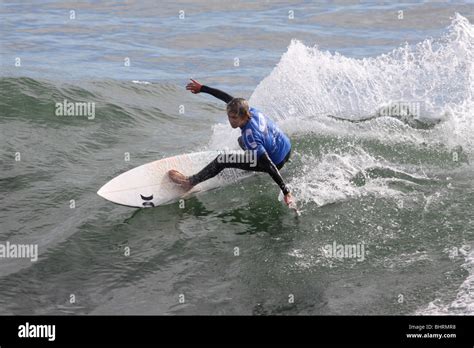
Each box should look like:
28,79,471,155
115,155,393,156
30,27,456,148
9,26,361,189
226,98,250,118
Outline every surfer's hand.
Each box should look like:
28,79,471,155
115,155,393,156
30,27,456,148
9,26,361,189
186,79,202,94
284,192,294,207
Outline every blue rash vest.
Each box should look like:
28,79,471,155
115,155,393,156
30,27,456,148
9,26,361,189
240,107,291,165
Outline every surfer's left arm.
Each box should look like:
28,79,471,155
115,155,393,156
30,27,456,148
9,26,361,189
257,152,293,204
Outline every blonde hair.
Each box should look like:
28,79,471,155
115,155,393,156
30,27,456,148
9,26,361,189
226,98,250,118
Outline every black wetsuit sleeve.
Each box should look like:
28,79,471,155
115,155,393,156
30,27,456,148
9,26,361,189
200,85,234,104
258,152,290,195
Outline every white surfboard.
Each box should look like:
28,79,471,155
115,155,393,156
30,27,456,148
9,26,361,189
97,151,254,208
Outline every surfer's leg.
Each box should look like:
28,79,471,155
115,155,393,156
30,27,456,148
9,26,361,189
189,149,292,196
188,152,266,186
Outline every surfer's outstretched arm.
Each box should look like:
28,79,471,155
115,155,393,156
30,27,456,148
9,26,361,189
200,85,233,103
186,79,233,103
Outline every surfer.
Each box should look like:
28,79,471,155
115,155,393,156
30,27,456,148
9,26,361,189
168,79,294,207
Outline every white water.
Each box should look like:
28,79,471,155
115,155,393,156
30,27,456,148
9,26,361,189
248,13,473,152
207,13,474,315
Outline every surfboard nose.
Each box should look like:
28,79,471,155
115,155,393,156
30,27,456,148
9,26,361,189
97,183,109,198
96,180,125,206
97,186,104,197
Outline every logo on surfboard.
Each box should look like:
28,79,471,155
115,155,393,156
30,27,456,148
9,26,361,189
140,194,155,207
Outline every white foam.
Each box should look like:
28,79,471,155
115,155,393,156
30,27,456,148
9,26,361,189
240,13,472,152
132,80,151,85
416,245,474,315
288,146,412,207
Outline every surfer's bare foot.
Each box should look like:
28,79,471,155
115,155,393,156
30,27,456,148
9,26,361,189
168,169,193,190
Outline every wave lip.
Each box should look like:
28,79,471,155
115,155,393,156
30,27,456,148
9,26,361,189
238,14,473,152
251,13,473,118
